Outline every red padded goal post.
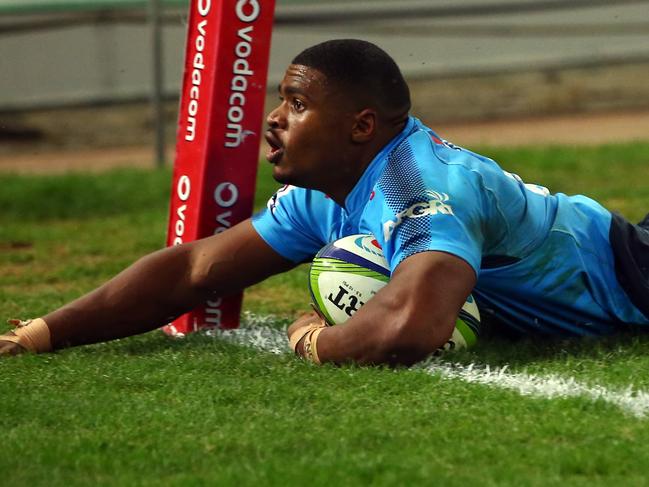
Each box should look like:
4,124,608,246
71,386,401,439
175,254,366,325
164,0,275,336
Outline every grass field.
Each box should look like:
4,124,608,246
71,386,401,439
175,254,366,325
2,142,649,486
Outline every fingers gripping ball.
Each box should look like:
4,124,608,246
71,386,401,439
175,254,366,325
309,234,481,352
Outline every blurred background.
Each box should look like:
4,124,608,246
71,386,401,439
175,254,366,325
1,0,649,170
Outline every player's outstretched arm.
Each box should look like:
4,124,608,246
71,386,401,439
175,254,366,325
289,251,476,366
1,219,295,356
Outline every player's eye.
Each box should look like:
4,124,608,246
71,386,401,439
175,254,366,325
292,99,305,112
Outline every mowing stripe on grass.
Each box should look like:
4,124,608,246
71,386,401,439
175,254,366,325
208,313,649,418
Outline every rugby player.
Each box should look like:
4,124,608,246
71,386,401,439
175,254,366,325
2,39,648,365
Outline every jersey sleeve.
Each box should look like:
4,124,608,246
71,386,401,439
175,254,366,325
251,185,334,263
375,132,485,276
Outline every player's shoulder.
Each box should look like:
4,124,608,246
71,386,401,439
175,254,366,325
377,119,466,185
391,118,470,167
371,120,488,222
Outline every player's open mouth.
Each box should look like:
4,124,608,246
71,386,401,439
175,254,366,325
265,131,284,165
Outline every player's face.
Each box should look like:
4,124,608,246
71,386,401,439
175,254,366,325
265,64,356,192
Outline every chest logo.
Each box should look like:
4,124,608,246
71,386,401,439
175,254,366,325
383,190,454,240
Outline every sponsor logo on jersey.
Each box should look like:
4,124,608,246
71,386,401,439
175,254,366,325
430,133,462,151
266,184,297,213
383,190,454,240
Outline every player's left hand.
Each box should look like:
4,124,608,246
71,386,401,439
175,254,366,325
0,318,52,357
0,331,27,357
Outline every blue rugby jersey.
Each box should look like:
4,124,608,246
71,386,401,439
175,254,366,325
252,117,649,335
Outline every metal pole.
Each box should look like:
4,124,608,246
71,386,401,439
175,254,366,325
149,0,165,168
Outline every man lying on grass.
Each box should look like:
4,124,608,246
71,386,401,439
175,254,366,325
2,39,649,365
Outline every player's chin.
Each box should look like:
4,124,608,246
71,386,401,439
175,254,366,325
271,165,294,185
271,161,311,188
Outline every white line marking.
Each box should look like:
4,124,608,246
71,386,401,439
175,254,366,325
415,360,649,418
206,313,649,418
207,313,290,355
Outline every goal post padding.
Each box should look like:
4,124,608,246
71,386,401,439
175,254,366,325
164,0,275,336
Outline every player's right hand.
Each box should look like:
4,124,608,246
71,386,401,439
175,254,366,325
0,332,27,357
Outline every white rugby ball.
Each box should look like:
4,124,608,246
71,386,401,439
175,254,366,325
309,234,480,351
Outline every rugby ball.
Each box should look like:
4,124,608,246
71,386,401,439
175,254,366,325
309,234,480,351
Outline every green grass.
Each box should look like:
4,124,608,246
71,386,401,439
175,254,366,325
2,142,649,486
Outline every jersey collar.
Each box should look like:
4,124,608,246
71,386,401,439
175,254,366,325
344,116,417,213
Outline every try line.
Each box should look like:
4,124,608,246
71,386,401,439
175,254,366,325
206,312,649,419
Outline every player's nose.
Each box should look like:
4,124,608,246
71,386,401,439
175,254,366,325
266,103,285,129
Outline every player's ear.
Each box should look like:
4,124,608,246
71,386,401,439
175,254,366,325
351,108,377,143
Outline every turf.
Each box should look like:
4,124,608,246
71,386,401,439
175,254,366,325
2,142,649,486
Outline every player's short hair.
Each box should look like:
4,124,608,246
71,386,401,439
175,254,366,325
292,39,411,117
